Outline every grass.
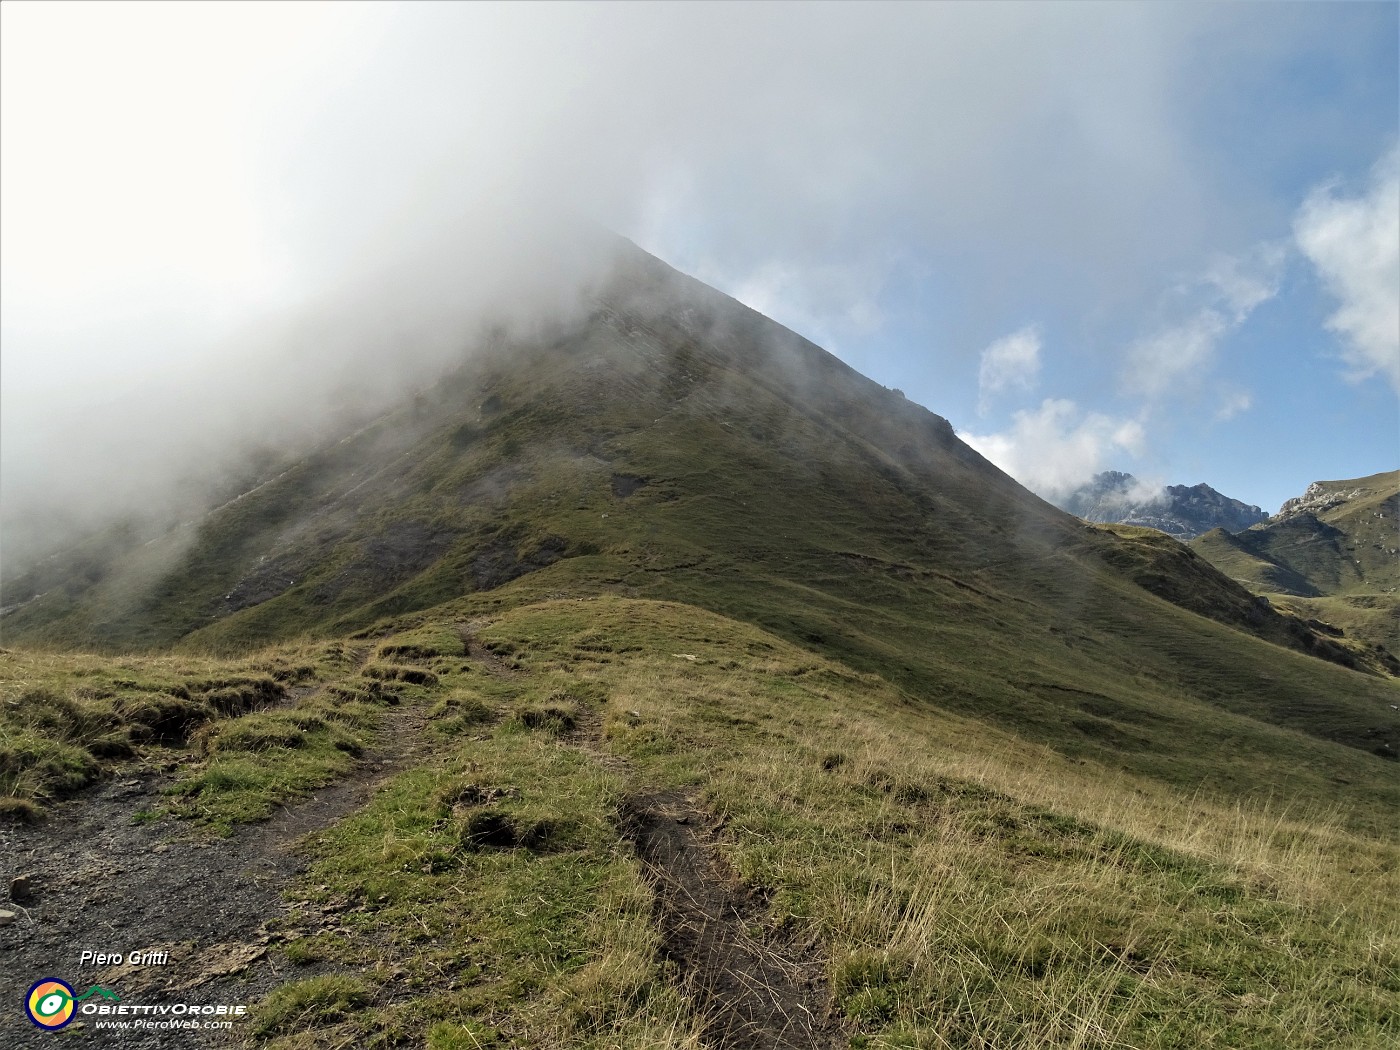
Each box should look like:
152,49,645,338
1,636,403,831
255,685,703,1049
1,598,1394,1045
253,975,373,1038
0,646,308,817
224,597,1398,1048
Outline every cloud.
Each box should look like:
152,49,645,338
1122,309,1230,399
704,257,888,352
0,4,1392,565
1121,241,1286,399
1106,473,1170,510
977,326,1042,413
1214,389,1254,422
1202,242,1289,323
960,399,1145,501
1294,144,1400,392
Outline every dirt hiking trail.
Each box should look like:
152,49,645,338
621,789,844,1050
0,699,428,1049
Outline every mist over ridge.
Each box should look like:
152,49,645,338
1,216,620,573
3,3,1395,575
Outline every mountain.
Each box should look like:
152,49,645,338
3,242,1398,1048
1059,470,1267,540
1193,470,1399,661
2,242,1393,751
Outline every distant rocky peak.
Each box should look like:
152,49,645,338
1058,471,1267,540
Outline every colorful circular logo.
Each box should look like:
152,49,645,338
26,978,76,1030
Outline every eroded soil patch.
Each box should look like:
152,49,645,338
456,621,518,675
621,790,842,1050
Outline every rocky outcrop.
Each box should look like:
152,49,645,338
1276,481,1368,521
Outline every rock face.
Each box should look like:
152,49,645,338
1059,471,1267,540
1276,481,1371,522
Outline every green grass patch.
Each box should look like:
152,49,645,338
166,690,382,833
254,690,700,1047
0,648,301,814
253,974,372,1037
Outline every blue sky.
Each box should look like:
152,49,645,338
646,4,1399,513
2,1,1396,550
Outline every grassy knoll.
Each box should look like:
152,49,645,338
0,639,404,831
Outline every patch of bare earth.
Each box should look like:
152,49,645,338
621,790,844,1050
456,620,518,676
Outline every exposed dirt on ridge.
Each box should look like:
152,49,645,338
620,790,843,1050
455,620,519,676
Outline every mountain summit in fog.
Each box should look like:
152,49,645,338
3,241,1398,1049
4,240,1392,683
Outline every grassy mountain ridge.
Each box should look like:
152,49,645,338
1193,470,1398,597
3,244,1396,779
1193,470,1399,660
3,242,1397,1048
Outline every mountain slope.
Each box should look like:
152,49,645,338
1193,470,1399,659
1194,471,1399,597
1060,470,1267,540
4,242,1398,1050
5,597,1397,1049
3,244,1396,787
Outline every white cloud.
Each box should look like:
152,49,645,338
1121,239,1286,400
1202,242,1288,322
1294,144,1400,393
1114,474,1170,509
718,258,886,349
1122,309,1229,399
977,326,1042,413
1214,389,1254,422
960,398,1145,500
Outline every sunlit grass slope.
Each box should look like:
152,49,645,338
1192,471,1398,597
